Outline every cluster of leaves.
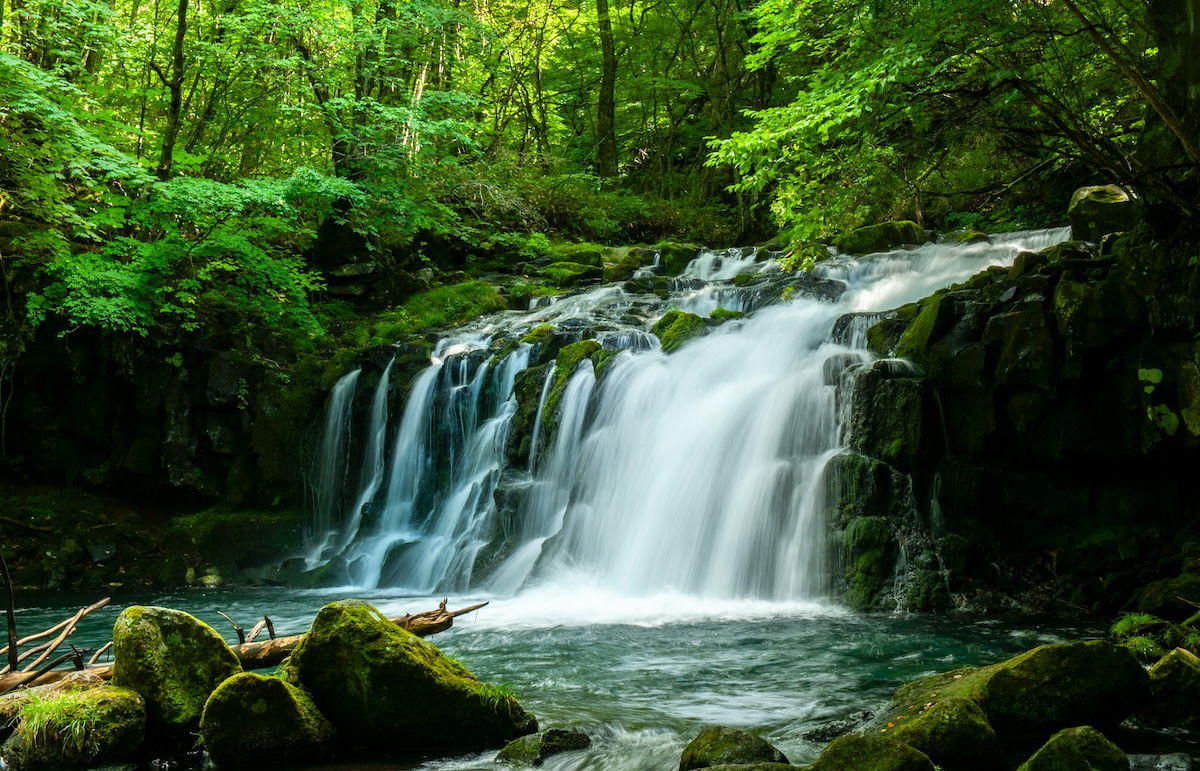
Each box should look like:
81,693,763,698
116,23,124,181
1111,611,1200,662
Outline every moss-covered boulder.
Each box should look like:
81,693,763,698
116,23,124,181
654,310,707,354
1143,647,1200,727
0,685,145,770
678,725,788,770
880,696,1001,770
808,735,935,771
497,727,591,765
891,641,1149,741
1068,185,1139,243
1015,726,1127,771
1133,573,1200,621
111,605,242,734
836,221,926,256
199,672,336,769
710,308,745,322
284,600,537,752
657,242,701,275
537,261,603,287
842,516,897,610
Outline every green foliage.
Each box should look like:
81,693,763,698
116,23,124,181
17,690,104,756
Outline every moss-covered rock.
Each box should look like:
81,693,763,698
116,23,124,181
836,221,926,256
1015,726,1127,771
653,310,707,354
111,605,242,735
1068,185,1139,243
842,516,897,610
678,725,788,770
880,695,1001,770
1143,647,1200,727
497,727,591,765
284,600,537,751
710,308,746,322
537,261,603,287
0,685,145,770
657,242,701,275
891,641,1149,741
199,672,336,769
1133,573,1200,621
808,735,934,771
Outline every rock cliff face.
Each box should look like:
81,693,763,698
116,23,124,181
833,226,1200,612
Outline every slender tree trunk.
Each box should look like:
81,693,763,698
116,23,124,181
154,0,189,180
595,0,618,182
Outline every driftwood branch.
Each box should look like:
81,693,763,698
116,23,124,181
216,611,246,644
0,599,487,692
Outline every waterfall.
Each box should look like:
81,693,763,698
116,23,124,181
307,227,1071,597
305,367,361,566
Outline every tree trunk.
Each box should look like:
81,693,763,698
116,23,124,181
595,0,618,182
155,0,189,180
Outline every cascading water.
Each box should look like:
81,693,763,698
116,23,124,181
307,227,1070,597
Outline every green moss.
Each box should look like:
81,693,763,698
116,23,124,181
546,241,607,266
166,507,304,568
537,261,603,287
283,600,536,750
199,672,336,769
895,294,951,368
733,272,756,287
369,281,507,345
710,308,745,322
508,283,563,311
843,517,896,610
602,247,650,282
652,310,706,353
111,605,243,734
678,725,788,770
1,686,145,770
1016,726,1127,771
808,735,934,771
653,242,700,275
521,324,555,344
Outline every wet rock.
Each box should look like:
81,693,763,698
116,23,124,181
653,310,707,354
1068,185,1139,242
1143,647,1200,727
0,685,145,770
658,243,701,275
842,516,897,610
678,725,788,770
808,735,934,771
497,728,591,766
848,360,941,473
538,262,603,287
836,221,927,256
111,606,242,736
880,696,1001,770
199,672,336,769
284,600,537,751
1015,726,1127,771
1133,574,1200,621
1128,754,1193,771
800,711,874,743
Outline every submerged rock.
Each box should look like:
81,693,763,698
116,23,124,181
1015,726,1127,771
284,600,537,752
0,685,145,770
497,727,591,765
199,672,336,769
111,605,242,735
678,725,788,770
808,735,934,771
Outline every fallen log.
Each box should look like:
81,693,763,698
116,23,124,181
0,599,487,692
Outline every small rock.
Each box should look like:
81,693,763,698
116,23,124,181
678,725,788,770
497,728,591,765
1016,725,1127,771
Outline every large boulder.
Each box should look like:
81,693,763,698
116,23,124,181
284,600,537,752
1143,647,1200,727
836,221,926,256
1068,185,1139,242
497,727,591,765
881,695,1002,770
678,725,788,770
0,685,145,770
1015,726,1127,771
199,672,337,769
111,605,242,735
808,735,935,771
891,641,1149,741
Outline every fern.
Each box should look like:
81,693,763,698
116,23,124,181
1110,612,1166,641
